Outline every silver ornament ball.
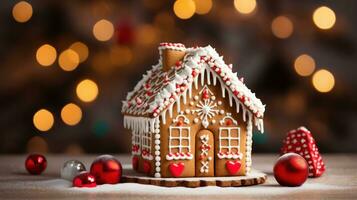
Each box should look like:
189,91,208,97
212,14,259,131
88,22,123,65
61,160,86,181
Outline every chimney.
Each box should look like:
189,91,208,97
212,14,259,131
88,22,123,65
159,43,186,72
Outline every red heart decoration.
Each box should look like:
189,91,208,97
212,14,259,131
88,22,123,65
169,162,185,177
225,160,241,175
132,156,139,170
143,161,151,174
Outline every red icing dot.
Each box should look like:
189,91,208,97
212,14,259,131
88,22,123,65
176,120,184,126
240,96,246,102
226,119,233,126
202,89,210,100
146,91,153,96
175,61,182,67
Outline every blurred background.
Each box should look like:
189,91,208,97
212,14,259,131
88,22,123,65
0,0,356,155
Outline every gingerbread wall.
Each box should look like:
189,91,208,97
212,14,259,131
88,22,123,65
158,82,249,178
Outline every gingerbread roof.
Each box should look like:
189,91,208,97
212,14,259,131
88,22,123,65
122,43,265,131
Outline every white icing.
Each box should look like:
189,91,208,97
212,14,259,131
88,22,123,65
199,135,211,174
193,118,199,123
158,42,186,52
219,113,238,126
200,135,210,157
153,118,161,177
124,116,155,135
200,161,209,173
217,152,242,159
166,152,193,161
245,112,253,173
191,85,219,128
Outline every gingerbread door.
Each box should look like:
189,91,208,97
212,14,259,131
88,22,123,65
195,130,214,177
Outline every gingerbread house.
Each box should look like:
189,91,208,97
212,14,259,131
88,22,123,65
122,43,265,178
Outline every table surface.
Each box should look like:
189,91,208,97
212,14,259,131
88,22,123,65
0,154,356,200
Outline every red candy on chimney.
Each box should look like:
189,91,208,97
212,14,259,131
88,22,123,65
281,127,325,177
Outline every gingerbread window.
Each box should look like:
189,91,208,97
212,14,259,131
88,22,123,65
168,126,191,154
141,131,153,160
132,131,141,155
142,132,152,152
218,127,240,154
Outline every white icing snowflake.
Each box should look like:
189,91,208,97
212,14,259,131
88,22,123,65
192,99,219,128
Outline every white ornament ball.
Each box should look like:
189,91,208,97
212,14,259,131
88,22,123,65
60,160,86,181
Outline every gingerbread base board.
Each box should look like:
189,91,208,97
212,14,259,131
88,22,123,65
122,169,267,188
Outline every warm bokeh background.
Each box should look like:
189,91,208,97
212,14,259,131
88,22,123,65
1,0,356,154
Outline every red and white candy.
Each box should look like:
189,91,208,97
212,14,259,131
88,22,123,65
281,127,325,177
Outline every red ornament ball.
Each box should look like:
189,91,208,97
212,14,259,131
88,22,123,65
274,153,308,186
90,155,122,184
73,172,97,188
25,154,47,175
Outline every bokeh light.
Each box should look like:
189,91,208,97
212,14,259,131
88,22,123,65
173,0,196,20
234,0,256,15
294,54,316,76
58,49,80,71
27,136,48,153
312,69,335,93
93,19,114,41
271,16,294,39
33,109,54,132
313,6,336,30
110,45,133,66
194,0,213,15
36,44,57,67
61,103,82,126
76,79,99,102
12,1,33,23
69,42,89,63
